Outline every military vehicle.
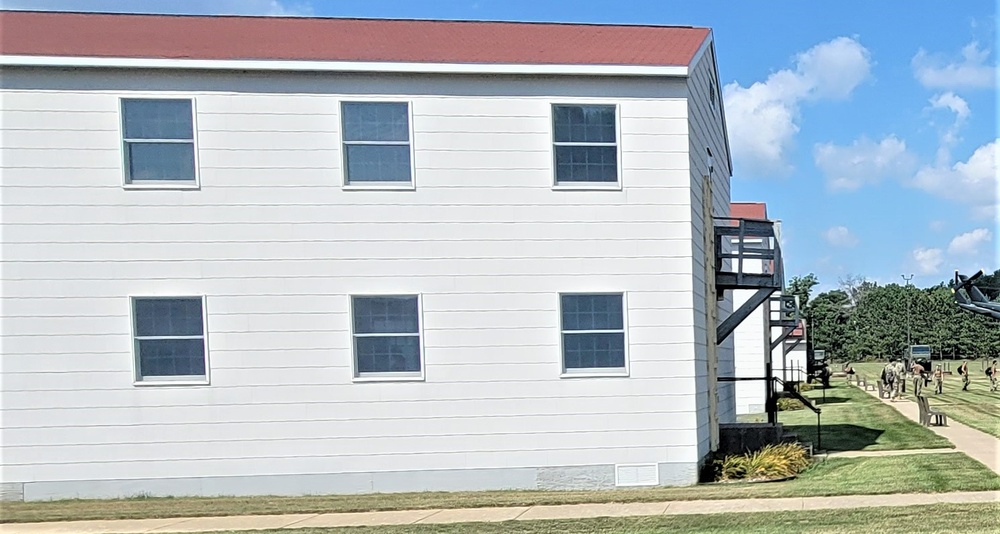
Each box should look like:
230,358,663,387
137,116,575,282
805,346,830,387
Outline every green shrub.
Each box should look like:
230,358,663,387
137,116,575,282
777,397,805,411
715,443,811,482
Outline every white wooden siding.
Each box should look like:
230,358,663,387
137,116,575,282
686,43,736,446
0,68,710,488
734,288,768,414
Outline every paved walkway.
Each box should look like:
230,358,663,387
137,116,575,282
855,384,1000,475
2,491,998,533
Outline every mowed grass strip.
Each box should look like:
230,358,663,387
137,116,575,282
853,361,1000,440
178,503,1000,534
4,453,997,524
770,380,953,451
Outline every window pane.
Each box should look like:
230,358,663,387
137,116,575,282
563,332,626,369
555,146,617,183
553,105,616,143
127,142,196,182
356,335,421,373
353,296,419,334
561,294,624,331
134,298,204,337
138,338,206,377
342,102,409,142
345,145,411,183
122,99,193,140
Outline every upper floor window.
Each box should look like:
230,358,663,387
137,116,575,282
131,297,208,384
352,295,422,379
341,102,413,186
121,99,197,185
552,104,618,185
561,293,627,374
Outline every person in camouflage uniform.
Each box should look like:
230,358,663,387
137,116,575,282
933,365,944,395
958,361,970,391
893,359,906,399
882,361,897,401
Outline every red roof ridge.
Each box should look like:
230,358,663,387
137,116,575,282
0,11,711,68
729,202,768,220
2,9,706,30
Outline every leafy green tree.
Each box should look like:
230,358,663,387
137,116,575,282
809,290,851,359
786,271,1000,361
787,273,819,312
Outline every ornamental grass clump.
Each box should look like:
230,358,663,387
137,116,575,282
716,443,811,482
777,397,805,411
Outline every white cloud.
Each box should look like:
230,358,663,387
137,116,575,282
929,92,971,122
813,135,917,190
929,220,946,232
258,0,313,16
912,41,997,90
0,0,314,16
947,228,992,255
912,247,944,275
823,226,859,248
928,92,972,164
912,140,999,221
724,37,872,177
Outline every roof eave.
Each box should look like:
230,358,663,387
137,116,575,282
0,55,691,77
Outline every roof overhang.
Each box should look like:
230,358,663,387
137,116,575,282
0,55,690,77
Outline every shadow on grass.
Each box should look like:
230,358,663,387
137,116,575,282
783,424,885,452
809,396,851,405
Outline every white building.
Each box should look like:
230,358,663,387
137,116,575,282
0,11,740,501
730,203,805,416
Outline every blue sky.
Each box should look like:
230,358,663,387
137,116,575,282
4,0,998,291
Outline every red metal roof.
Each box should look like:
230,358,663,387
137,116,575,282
0,11,710,67
730,202,767,220
790,320,805,338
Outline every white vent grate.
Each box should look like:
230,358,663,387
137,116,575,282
615,463,659,487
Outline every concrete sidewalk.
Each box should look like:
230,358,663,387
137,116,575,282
856,384,1000,475
1,491,997,533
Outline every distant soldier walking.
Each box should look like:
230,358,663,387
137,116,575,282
882,361,897,402
959,361,970,391
911,360,926,397
989,360,998,392
893,359,906,395
933,365,943,395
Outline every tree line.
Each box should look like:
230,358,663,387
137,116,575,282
786,270,1000,361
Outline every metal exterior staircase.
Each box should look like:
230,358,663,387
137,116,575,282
714,217,784,344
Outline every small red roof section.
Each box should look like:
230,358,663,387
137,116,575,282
0,11,710,67
790,320,805,338
730,202,767,220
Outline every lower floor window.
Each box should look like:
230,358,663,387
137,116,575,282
132,296,207,382
352,295,422,378
561,293,626,372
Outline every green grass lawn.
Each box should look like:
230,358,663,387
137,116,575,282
852,361,1000,440
4,453,997,524
739,380,953,451
194,503,1000,534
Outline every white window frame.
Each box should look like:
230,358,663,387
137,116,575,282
349,294,425,382
550,102,622,191
339,100,416,191
119,97,201,190
130,295,210,386
559,292,629,378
